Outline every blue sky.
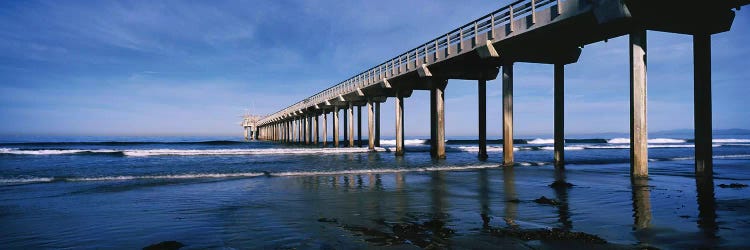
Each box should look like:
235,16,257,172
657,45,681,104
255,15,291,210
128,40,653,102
0,0,748,137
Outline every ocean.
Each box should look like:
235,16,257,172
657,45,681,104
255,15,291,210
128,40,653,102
1,134,749,249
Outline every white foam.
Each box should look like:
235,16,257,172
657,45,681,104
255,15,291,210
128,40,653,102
527,138,554,144
606,138,686,144
540,146,585,151
123,147,386,157
607,138,630,144
649,138,687,144
586,144,719,149
67,172,266,182
0,148,119,155
379,139,428,146
714,154,750,159
272,164,501,177
453,146,511,152
0,177,55,184
713,139,750,143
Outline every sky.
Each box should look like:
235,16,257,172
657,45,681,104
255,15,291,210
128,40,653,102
0,0,748,137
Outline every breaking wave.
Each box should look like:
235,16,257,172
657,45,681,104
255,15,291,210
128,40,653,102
0,147,385,156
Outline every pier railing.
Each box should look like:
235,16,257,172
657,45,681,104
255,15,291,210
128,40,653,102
259,0,561,125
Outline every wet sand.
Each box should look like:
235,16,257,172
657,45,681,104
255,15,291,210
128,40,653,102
2,158,748,249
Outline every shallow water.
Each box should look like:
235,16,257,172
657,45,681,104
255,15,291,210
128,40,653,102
1,136,749,249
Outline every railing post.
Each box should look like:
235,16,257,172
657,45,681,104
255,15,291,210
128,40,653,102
473,21,478,47
434,40,439,61
509,5,515,33
445,34,450,57
531,0,537,24
490,13,495,40
459,28,463,53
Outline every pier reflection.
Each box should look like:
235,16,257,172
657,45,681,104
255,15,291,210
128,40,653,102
431,171,447,219
695,176,717,241
553,168,572,230
503,166,518,228
479,169,491,228
394,172,408,220
631,177,652,230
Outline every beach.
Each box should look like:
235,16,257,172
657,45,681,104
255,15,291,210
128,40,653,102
1,135,749,249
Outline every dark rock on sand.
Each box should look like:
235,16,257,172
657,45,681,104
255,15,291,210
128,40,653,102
718,183,748,189
549,180,574,189
317,217,338,223
534,196,560,206
489,227,607,244
335,218,455,248
143,241,184,250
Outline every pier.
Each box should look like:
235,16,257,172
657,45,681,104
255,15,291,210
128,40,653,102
255,0,749,178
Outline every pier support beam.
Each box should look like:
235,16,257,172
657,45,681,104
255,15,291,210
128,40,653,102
323,111,328,147
314,114,319,145
503,63,514,166
375,102,381,147
694,33,712,177
630,29,648,178
478,79,488,160
305,115,309,145
358,105,362,147
344,106,349,144
348,102,354,147
334,107,340,147
368,100,375,150
298,117,302,143
395,93,405,156
430,80,447,159
554,63,565,167
288,120,292,143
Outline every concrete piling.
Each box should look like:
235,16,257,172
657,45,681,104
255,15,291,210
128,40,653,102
478,79,488,160
694,33,713,177
348,102,354,147
630,29,648,178
502,63,514,166
375,102,381,147
554,63,565,167
368,101,375,150
395,93,405,156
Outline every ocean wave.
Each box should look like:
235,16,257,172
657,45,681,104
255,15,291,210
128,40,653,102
66,172,266,182
714,154,750,159
0,177,56,184
0,173,266,185
0,147,386,156
0,148,121,155
607,138,687,144
123,147,385,156
273,164,501,177
539,146,586,150
452,146,507,152
0,140,246,147
585,144,719,149
527,138,555,144
379,139,428,146
713,139,750,143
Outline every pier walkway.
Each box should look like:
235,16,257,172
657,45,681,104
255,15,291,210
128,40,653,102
255,0,749,177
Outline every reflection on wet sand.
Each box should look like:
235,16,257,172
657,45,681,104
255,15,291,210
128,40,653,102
431,171,447,219
394,173,408,220
479,169,491,228
631,177,652,230
503,166,518,228
695,175,717,243
554,168,572,230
